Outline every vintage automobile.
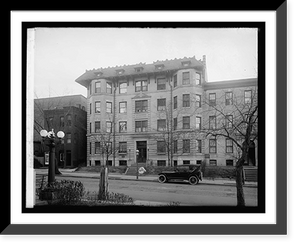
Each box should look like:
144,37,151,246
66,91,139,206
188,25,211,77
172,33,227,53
157,165,203,185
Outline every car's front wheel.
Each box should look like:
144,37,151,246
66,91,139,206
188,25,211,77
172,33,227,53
189,175,199,185
158,174,167,183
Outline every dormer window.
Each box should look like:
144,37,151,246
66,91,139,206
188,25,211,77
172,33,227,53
94,72,103,77
155,64,164,70
134,67,144,73
116,69,125,75
181,61,191,67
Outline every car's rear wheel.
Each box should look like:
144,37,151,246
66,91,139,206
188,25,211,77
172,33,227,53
189,175,198,185
158,174,167,183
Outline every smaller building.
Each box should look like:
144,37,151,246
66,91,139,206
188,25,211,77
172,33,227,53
34,95,87,167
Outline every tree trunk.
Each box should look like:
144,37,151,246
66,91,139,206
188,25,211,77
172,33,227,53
98,166,108,200
236,158,245,207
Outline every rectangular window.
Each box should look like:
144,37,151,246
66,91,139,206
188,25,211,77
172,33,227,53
244,90,252,104
157,78,166,90
135,120,148,132
183,116,190,129
157,119,166,131
90,103,92,114
209,159,217,166
89,142,92,155
157,98,166,111
95,81,101,93
225,92,233,105
173,140,178,154
119,142,127,154
157,141,166,154
209,139,217,153
60,116,64,127
174,96,177,109
106,82,112,94
209,93,216,106
66,133,71,144
196,94,201,107
66,115,71,126
225,115,233,128
106,121,112,133
89,122,91,134
183,94,190,107
106,102,112,113
89,83,92,95
135,100,148,112
182,72,190,85
135,80,148,92
95,101,101,113
197,140,202,153
183,139,190,153
95,142,101,154
226,138,233,153
173,74,177,87
119,82,127,94
119,121,127,133
196,72,201,85
196,116,201,130
226,160,234,166
209,116,216,130
173,117,177,130
95,121,101,133
119,101,127,113
183,160,190,165
157,160,166,167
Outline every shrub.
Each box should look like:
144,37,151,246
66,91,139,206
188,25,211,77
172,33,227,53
40,180,85,205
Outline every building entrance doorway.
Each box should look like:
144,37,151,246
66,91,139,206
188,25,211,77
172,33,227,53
136,141,147,163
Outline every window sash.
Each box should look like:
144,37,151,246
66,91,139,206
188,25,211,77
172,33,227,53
196,72,201,85
196,95,201,107
225,92,233,105
226,139,233,153
157,119,166,131
119,82,127,94
119,121,127,133
174,96,177,109
95,81,101,93
157,78,166,90
157,141,166,154
209,93,216,106
157,98,166,111
119,142,127,153
119,102,127,113
95,142,101,154
209,116,216,129
95,121,101,133
183,139,190,153
209,139,217,153
106,82,112,94
106,121,112,133
183,94,190,107
135,121,148,132
135,100,148,112
182,72,190,85
106,102,112,113
244,90,252,104
196,117,201,129
135,80,148,92
95,101,101,113
197,140,202,153
183,116,190,129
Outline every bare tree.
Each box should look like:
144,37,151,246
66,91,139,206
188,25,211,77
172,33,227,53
198,87,258,206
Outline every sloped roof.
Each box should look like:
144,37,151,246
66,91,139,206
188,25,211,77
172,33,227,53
75,56,205,88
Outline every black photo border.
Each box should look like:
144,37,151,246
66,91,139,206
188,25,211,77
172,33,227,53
3,2,286,235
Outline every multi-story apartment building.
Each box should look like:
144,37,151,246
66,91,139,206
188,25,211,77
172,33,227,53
75,56,257,168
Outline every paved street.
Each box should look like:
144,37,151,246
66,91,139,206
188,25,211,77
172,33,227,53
38,172,257,206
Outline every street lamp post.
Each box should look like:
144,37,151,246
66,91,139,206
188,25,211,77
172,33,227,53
40,129,65,184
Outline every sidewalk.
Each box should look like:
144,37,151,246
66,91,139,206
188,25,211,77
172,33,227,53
35,168,257,188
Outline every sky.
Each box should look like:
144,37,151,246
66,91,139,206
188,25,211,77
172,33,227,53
33,28,257,98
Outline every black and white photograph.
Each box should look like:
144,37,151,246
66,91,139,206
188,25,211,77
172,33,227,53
27,25,263,213
5,3,290,239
